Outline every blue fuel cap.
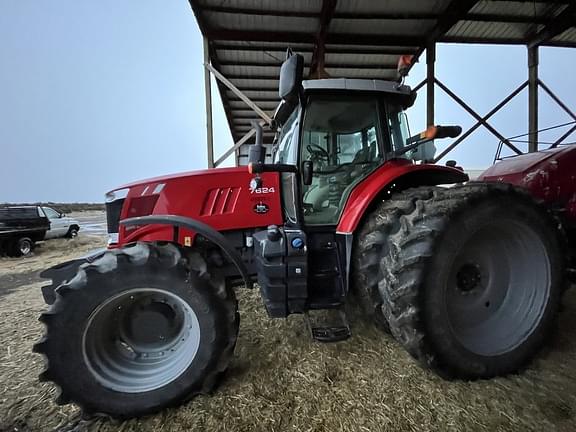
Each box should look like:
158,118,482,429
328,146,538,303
291,237,304,249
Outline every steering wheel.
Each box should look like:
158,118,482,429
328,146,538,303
306,144,330,162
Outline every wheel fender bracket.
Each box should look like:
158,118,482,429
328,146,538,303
121,215,253,289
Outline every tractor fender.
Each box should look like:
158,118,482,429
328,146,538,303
337,161,468,234
121,215,253,289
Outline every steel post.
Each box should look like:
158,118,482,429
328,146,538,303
203,37,214,168
528,46,539,152
426,44,436,127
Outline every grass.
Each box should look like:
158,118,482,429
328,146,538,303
0,238,575,432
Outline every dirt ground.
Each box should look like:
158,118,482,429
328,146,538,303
1,235,575,432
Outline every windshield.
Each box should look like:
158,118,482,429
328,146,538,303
273,107,300,164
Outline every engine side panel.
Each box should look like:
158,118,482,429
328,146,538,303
113,167,283,246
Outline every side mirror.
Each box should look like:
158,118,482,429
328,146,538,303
279,52,304,104
60,213,66,218
248,122,266,165
302,161,313,186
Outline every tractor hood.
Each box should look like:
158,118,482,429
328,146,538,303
106,166,283,246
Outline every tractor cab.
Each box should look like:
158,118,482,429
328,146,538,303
248,53,463,328
273,78,417,226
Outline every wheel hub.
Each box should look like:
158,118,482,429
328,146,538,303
456,263,482,293
446,219,551,356
83,288,201,393
122,299,180,347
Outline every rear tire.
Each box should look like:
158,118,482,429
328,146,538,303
380,183,564,379
352,187,440,331
34,242,239,418
12,237,33,257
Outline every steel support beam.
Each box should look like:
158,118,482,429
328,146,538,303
203,37,214,168
528,46,539,152
527,4,576,48
309,0,338,79
426,44,435,127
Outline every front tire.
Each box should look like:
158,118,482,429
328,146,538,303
67,225,79,238
380,184,564,379
34,242,238,418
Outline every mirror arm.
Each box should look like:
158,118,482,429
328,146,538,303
249,162,298,174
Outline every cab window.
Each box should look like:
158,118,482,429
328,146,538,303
300,96,382,225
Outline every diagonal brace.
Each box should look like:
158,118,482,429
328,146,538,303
205,62,272,125
538,80,576,122
434,80,528,162
435,78,523,156
214,120,267,167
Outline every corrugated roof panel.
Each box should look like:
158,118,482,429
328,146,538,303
204,12,318,33
217,50,313,65
329,18,435,36
335,0,450,14
226,89,278,99
190,0,576,155
446,20,534,40
200,0,323,13
220,65,283,78
470,1,562,17
553,27,576,43
325,44,420,53
213,40,314,50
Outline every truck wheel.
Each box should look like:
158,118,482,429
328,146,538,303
12,237,33,256
34,242,239,418
352,187,439,331
66,225,79,238
380,184,564,379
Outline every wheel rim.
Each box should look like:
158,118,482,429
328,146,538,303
445,218,551,357
70,229,78,238
20,241,31,255
82,288,201,393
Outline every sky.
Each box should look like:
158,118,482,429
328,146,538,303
0,1,575,203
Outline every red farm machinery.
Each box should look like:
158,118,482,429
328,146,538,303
34,52,574,418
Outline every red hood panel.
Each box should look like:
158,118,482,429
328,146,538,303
115,166,249,191
115,167,283,245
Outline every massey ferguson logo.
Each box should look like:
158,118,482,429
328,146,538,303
249,186,275,195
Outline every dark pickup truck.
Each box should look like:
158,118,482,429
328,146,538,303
0,206,50,256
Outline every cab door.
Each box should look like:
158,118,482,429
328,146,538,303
42,207,66,238
299,94,385,226
298,94,385,307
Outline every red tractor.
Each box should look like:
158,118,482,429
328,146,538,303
34,53,570,418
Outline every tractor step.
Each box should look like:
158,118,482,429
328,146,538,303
305,307,351,343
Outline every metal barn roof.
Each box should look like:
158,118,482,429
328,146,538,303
188,0,576,163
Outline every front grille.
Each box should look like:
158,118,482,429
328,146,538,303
106,199,124,233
